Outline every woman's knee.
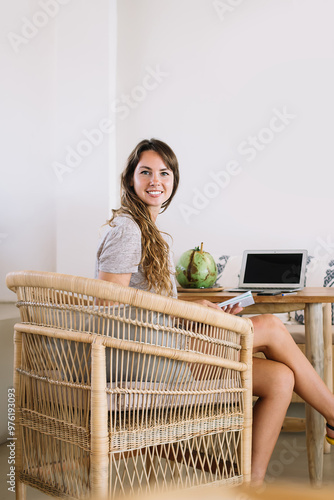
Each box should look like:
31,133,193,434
258,313,287,332
253,359,295,399
274,363,295,396
252,313,293,354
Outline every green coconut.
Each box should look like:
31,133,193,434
176,242,218,288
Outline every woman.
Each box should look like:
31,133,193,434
96,138,334,484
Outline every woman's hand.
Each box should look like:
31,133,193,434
192,299,243,315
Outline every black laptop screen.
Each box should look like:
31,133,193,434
243,253,303,285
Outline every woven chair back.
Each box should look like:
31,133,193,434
7,271,253,498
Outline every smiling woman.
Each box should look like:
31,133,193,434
96,138,180,296
95,138,334,486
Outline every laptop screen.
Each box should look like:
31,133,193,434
240,250,307,288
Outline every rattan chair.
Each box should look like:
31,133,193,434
6,270,253,499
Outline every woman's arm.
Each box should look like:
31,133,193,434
96,271,132,306
98,270,132,287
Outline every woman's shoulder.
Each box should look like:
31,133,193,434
101,215,141,244
97,214,142,259
107,214,140,233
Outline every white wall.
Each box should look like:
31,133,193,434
1,1,57,300
116,0,334,264
2,0,334,303
1,0,117,300
54,0,117,278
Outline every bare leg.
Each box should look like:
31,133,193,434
251,357,295,485
251,314,334,439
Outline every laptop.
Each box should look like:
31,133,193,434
226,250,308,294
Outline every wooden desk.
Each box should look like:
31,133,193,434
178,287,334,486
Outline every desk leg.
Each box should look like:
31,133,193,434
305,303,324,486
323,303,333,454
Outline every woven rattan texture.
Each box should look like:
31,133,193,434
7,271,253,498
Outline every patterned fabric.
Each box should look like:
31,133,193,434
323,259,334,325
294,255,312,324
295,257,334,325
216,255,230,283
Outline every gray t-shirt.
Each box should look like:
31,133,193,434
95,215,178,298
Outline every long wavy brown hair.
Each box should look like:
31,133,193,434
107,139,180,295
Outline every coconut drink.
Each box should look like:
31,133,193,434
175,242,217,288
